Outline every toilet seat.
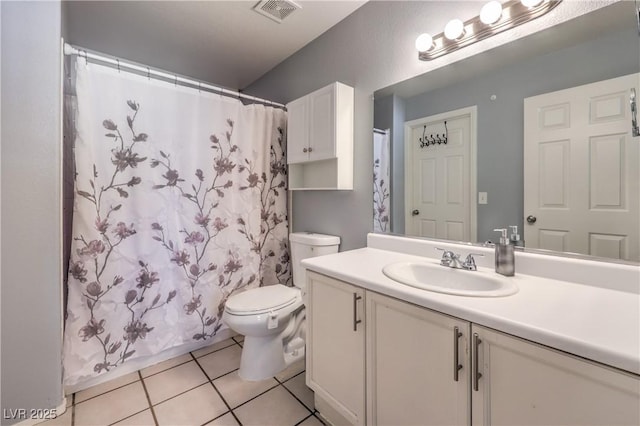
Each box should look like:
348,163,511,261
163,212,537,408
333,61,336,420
225,284,301,316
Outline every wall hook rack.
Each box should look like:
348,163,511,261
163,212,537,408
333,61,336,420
419,121,448,148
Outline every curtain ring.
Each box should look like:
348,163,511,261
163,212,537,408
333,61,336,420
147,67,150,80
174,75,178,86
198,82,202,93
116,59,120,73
83,50,88,65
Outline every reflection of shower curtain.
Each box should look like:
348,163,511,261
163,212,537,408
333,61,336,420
63,59,290,388
373,129,391,232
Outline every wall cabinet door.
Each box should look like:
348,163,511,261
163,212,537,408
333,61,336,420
366,292,470,426
286,96,309,164
472,324,640,426
307,272,365,425
308,84,336,162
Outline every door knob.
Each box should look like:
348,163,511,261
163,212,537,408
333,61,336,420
412,209,420,216
526,215,537,224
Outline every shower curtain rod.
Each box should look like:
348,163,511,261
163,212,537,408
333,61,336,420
373,128,388,135
63,43,286,109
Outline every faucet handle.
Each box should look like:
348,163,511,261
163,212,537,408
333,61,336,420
435,247,454,266
462,253,484,271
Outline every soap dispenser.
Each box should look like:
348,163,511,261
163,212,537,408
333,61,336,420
493,228,515,276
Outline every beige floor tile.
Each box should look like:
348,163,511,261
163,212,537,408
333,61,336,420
154,384,228,426
192,338,237,358
283,373,314,411
206,412,240,426
140,353,192,378
233,386,310,426
298,414,325,426
35,406,72,426
275,359,305,382
213,371,278,408
65,395,72,408
74,381,149,426
112,409,155,425
232,335,244,343
144,360,208,405
75,371,140,403
197,345,242,380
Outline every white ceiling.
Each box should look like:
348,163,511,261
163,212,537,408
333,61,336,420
64,1,368,90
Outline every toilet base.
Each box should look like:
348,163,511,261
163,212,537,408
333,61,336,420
238,335,304,381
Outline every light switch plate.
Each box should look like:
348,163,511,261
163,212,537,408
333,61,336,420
479,192,488,204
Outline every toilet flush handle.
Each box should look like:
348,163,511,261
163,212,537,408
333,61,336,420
267,311,279,330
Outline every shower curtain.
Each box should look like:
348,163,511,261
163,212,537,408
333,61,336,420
373,129,391,232
63,59,290,388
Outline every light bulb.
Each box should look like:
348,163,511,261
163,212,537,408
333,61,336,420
521,0,543,7
480,1,503,25
444,19,465,40
415,33,434,52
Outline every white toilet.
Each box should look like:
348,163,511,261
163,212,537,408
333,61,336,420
222,232,340,381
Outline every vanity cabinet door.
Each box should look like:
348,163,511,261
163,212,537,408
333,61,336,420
366,292,470,426
471,325,640,426
307,272,365,426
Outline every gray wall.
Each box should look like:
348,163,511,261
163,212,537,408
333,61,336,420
401,27,639,243
1,2,64,423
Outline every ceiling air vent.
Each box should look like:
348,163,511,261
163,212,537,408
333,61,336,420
253,0,301,24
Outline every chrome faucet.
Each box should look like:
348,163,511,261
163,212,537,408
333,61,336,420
436,248,484,271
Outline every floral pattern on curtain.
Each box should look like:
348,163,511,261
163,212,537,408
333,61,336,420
373,129,391,232
63,60,289,388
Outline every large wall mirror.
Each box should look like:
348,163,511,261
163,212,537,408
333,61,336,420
373,1,640,263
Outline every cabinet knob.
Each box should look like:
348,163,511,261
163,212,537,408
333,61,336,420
303,148,308,153
308,147,313,152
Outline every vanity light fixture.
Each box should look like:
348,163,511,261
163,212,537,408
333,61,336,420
416,0,562,61
480,1,503,25
444,19,465,40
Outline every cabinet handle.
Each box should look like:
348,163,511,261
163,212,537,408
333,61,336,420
473,333,482,391
453,326,463,382
303,147,308,153
353,293,362,331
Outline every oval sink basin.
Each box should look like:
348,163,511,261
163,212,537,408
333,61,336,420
382,261,518,297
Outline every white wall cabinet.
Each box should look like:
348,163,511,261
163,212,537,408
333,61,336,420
306,272,365,425
306,274,640,426
286,82,353,190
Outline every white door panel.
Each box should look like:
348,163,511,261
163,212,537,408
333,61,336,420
524,73,639,261
405,107,477,242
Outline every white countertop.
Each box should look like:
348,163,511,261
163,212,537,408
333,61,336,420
302,247,640,375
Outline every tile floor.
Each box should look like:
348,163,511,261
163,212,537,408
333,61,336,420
42,336,325,426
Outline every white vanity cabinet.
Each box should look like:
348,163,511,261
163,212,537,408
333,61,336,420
472,325,640,426
366,291,470,426
306,271,365,426
306,272,640,426
286,82,353,190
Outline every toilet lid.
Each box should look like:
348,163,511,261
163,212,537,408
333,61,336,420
225,284,300,315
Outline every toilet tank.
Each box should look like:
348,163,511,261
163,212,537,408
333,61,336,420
289,232,340,290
